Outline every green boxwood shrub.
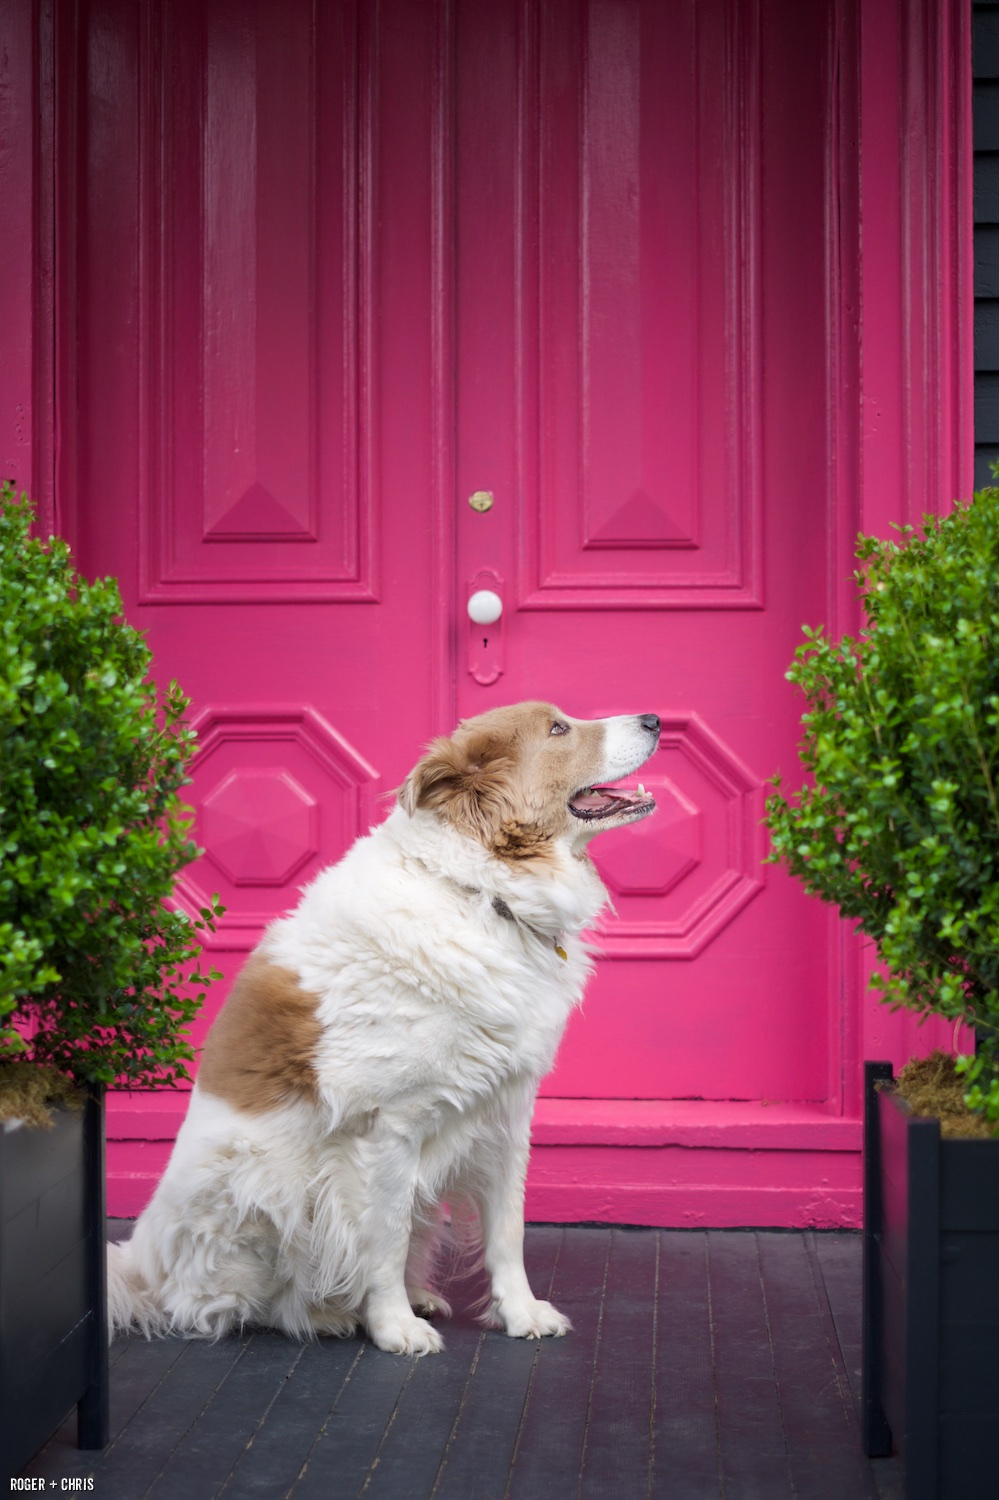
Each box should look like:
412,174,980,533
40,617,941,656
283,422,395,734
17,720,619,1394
765,488,999,1129
0,485,222,1091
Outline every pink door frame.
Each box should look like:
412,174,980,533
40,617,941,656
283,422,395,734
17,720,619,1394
0,0,972,1226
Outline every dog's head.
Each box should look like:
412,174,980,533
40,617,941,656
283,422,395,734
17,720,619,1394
398,702,660,859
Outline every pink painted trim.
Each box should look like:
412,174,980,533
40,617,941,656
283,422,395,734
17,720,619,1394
531,1099,861,1152
107,1169,862,1231
106,1092,188,1139
107,1149,862,1230
859,0,972,536
106,1093,862,1153
430,0,457,734
106,1092,860,1141
523,1180,861,1232
525,1138,861,1229
821,0,866,1122
858,0,974,1076
0,0,56,530
106,1092,863,1226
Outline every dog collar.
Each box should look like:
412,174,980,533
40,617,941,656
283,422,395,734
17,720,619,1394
492,897,568,962
412,859,569,962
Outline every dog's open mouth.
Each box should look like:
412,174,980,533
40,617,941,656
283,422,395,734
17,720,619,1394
568,782,657,821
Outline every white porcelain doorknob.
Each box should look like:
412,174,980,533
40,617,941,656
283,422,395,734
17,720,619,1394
467,589,503,625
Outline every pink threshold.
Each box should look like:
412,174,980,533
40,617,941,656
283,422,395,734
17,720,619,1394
105,1093,864,1227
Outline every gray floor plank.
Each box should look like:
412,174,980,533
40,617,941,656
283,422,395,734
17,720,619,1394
809,1230,865,1406
652,1232,722,1499
286,1342,415,1500
355,1227,564,1500
145,1333,306,1500
217,1338,366,1500
577,1227,658,1500
757,1232,878,1500
429,1333,543,1500
808,1235,904,1500
708,1232,794,1500
356,1322,484,1500
96,1339,254,1500
24,1333,195,1485
503,1226,611,1498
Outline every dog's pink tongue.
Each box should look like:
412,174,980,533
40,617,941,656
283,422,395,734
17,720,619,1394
572,788,618,813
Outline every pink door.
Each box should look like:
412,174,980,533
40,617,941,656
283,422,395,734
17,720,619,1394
38,0,969,1222
454,0,796,1102
448,0,855,1222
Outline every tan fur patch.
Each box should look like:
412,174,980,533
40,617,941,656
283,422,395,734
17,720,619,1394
491,818,556,862
197,954,322,1114
398,702,608,861
398,728,519,846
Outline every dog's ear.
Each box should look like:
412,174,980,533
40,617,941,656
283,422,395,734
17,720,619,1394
397,730,517,844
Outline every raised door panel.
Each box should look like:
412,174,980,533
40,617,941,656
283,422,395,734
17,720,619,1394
140,0,374,602
525,0,761,608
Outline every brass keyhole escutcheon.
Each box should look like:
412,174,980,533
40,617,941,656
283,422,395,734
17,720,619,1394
468,490,494,513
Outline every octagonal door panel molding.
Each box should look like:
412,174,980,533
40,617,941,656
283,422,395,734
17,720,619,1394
138,0,376,603
201,769,319,888
589,713,764,958
174,706,377,948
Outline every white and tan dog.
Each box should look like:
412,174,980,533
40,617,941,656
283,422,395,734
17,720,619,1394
108,702,660,1355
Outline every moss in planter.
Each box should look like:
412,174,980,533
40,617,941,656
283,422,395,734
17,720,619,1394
891,1050,994,1139
0,1061,84,1129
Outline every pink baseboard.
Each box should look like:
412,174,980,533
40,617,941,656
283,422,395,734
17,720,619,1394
523,1181,861,1230
105,1093,863,1228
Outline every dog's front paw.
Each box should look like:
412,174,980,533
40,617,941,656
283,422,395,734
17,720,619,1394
368,1312,445,1357
407,1286,452,1320
493,1298,573,1340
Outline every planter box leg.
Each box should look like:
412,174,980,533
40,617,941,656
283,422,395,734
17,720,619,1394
78,1090,109,1450
863,1059,894,1457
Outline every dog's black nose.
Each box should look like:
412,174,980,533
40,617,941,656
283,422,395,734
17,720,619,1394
640,713,660,734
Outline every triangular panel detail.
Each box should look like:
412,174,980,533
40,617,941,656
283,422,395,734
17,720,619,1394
587,489,693,547
204,482,313,541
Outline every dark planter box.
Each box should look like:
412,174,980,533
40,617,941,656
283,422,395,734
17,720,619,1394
0,1090,109,1475
863,1059,999,1499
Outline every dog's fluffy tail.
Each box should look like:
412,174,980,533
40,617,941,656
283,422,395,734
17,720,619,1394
107,1237,168,1340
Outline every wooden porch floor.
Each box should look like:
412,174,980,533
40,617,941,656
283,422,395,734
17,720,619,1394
25,1223,902,1499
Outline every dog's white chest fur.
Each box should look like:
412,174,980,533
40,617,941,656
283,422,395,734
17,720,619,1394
264,806,605,1131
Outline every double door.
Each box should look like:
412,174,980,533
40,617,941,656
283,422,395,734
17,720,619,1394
69,0,841,1133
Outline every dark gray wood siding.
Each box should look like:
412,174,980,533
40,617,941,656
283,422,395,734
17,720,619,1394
974,3,999,482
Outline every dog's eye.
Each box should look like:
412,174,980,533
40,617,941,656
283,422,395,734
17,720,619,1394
549,722,569,736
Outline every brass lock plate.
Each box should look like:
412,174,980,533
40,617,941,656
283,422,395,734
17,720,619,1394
468,490,494,513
